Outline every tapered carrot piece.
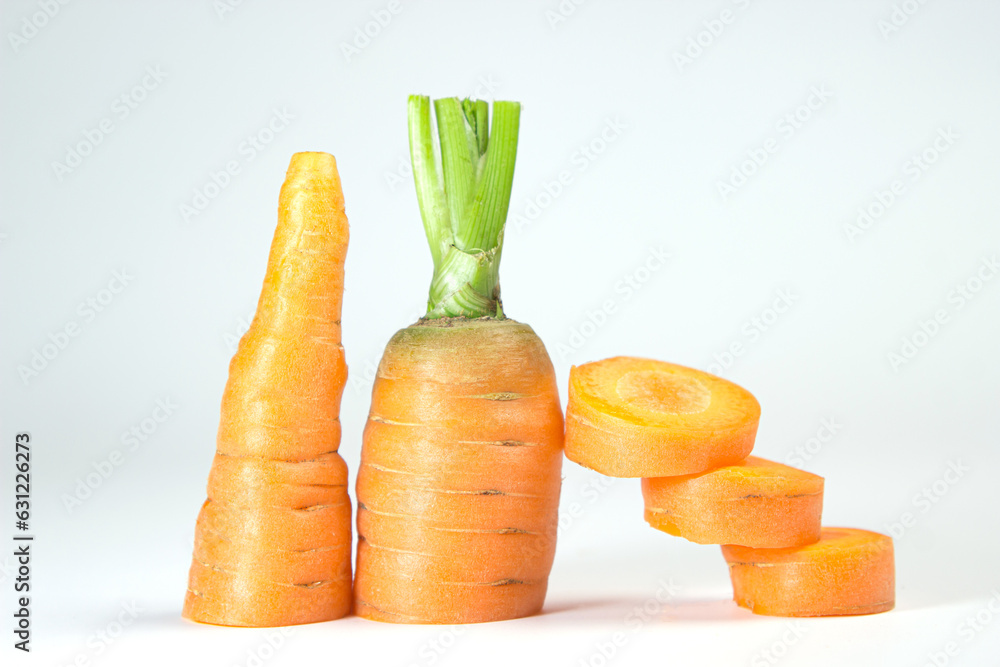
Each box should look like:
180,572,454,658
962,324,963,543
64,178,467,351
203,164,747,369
565,357,760,477
642,456,823,548
722,527,895,616
183,152,352,627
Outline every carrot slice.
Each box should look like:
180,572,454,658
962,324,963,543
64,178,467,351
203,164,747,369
722,527,895,616
565,357,760,477
642,455,823,548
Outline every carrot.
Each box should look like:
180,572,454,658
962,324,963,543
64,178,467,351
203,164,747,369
353,96,564,624
565,357,760,477
182,152,352,627
722,527,895,616
642,455,823,548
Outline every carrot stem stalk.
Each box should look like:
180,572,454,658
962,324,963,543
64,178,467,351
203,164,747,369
408,96,450,271
408,95,521,319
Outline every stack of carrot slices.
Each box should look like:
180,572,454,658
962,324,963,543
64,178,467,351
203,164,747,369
565,356,895,617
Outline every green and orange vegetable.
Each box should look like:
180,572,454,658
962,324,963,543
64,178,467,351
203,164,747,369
352,97,564,624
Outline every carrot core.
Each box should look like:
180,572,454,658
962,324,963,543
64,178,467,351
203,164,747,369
616,370,711,414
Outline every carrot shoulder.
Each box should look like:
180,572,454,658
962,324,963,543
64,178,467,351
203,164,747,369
183,152,352,627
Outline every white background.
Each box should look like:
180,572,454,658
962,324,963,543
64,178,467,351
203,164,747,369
2,1,999,665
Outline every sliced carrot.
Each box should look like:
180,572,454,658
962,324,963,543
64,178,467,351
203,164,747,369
182,152,352,627
642,455,823,548
565,357,760,477
722,527,895,616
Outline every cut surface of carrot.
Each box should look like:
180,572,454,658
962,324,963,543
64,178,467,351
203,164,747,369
642,455,823,548
182,152,352,627
565,357,760,477
722,527,895,616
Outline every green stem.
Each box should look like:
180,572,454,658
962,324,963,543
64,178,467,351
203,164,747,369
407,95,521,319
460,101,519,253
407,95,450,271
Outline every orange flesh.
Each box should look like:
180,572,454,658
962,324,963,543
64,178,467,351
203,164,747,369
182,153,352,627
642,456,823,548
722,527,895,616
565,357,760,477
353,318,564,624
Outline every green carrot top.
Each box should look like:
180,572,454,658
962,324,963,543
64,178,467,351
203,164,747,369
408,95,521,319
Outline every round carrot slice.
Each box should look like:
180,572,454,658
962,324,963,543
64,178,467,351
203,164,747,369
642,456,823,548
565,357,760,477
722,527,895,616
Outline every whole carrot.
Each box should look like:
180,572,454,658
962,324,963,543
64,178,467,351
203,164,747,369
183,152,352,627
353,97,564,624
